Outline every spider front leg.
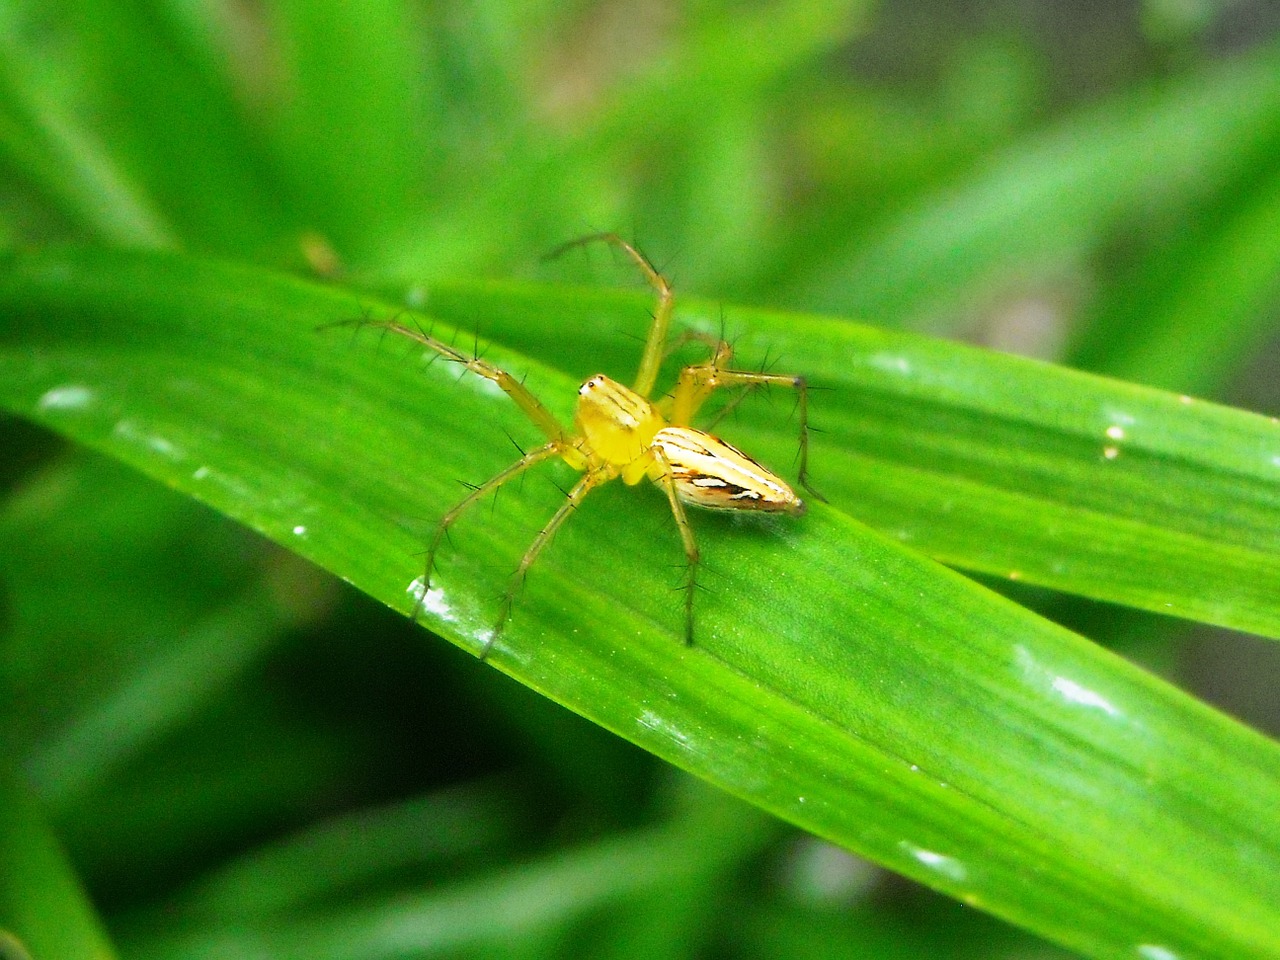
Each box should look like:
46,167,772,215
490,467,613,657
545,232,674,399
670,364,826,503
415,440,565,621
335,318,569,445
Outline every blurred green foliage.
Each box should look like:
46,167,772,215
2,1,1280,958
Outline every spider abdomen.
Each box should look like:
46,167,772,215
652,426,805,515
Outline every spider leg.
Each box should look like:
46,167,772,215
661,328,731,365
487,467,612,658
333,318,569,444
670,364,826,503
544,232,673,400
654,331,733,420
701,382,758,432
653,450,701,645
695,344,778,432
416,441,565,621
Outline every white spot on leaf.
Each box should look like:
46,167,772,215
1052,676,1120,716
898,841,967,882
38,384,95,411
868,353,913,375
408,577,456,623
637,709,692,750
113,419,181,460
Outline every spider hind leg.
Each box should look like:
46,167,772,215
670,360,826,504
653,450,701,645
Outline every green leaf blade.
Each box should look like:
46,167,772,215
0,777,118,960
3,248,1280,959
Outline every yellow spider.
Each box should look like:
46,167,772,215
354,234,820,656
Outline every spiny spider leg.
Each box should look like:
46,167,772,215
545,232,673,399
490,468,612,656
414,441,564,622
660,328,733,367
341,318,569,445
698,347,781,432
653,449,701,645
701,382,761,433
653,328,731,421
670,364,826,503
